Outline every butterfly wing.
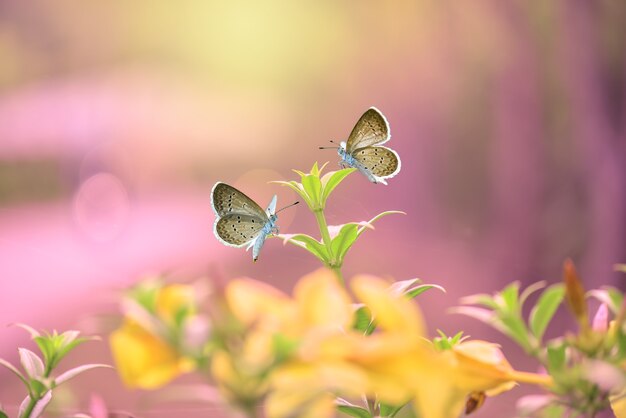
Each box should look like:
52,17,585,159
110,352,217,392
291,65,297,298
345,107,390,154
266,195,277,216
211,182,268,219
211,182,270,251
214,213,266,247
252,231,269,262
352,146,401,185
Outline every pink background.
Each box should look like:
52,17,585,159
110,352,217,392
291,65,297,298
1,1,625,417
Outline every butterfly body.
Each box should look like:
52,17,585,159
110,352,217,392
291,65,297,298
337,144,377,183
211,182,279,261
336,107,401,185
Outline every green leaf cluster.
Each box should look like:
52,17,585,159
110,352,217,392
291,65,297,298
274,161,407,280
454,281,565,354
274,162,355,211
455,269,626,418
0,325,110,418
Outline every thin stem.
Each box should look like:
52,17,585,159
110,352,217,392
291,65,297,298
313,208,345,286
332,266,345,286
20,398,36,418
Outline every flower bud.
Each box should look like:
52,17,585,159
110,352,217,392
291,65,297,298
563,259,589,331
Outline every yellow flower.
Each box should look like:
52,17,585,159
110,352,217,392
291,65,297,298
348,275,552,418
110,283,198,389
215,269,356,418
217,270,552,418
156,284,197,325
109,319,194,389
611,390,626,418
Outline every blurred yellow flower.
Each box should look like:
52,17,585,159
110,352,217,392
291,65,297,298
611,390,626,418
109,319,194,389
214,269,357,417
213,269,552,418
110,283,198,389
155,283,197,325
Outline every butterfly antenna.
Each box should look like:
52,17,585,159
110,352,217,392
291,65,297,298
319,140,339,150
276,201,299,213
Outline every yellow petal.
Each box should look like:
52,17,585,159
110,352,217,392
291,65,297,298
266,388,335,418
410,353,467,418
226,278,293,326
351,275,424,336
272,360,369,397
294,268,353,330
211,350,269,405
109,320,192,389
611,390,626,418
156,284,196,324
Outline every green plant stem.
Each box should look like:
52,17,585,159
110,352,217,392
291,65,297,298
313,208,344,286
20,398,36,418
21,363,53,418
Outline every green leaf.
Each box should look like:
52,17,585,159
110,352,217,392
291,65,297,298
499,313,531,351
331,224,359,264
501,282,521,314
54,364,113,386
529,284,565,342
450,331,467,345
355,211,406,238
405,284,446,298
520,281,547,306
617,325,626,357
12,323,41,339
389,279,446,299
33,337,54,367
18,348,44,379
433,330,452,350
337,405,372,418
449,306,498,326
301,174,322,208
379,402,406,417
29,379,48,398
51,336,96,370
433,330,467,350
127,280,161,313
353,306,376,336
0,410,8,418
272,180,312,208
328,211,405,265
320,168,356,205
546,342,566,374
459,293,500,309
280,234,329,263
21,391,52,418
587,287,624,315
0,358,29,389
311,161,329,177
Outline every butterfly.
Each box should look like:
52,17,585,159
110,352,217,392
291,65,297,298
211,182,297,261
321,107,401,185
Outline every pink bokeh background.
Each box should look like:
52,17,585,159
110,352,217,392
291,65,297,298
1,1,625,417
